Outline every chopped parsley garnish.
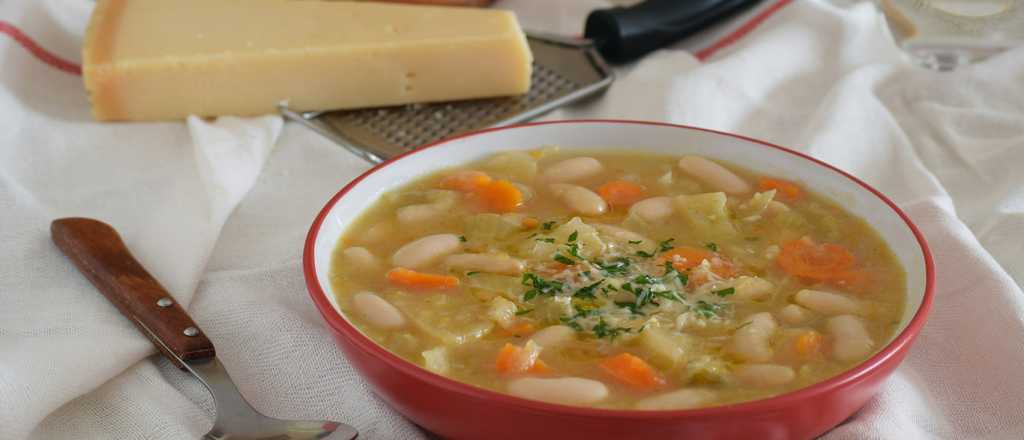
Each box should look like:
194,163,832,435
598,258,631,276
567,242,582,259
628,240,643,245
560,317,584,331
693,300,725,319
535,237,555,243
553,254,576,265
521,272,564,301
662,262,688,286
713,287,735,298
614,301,644,315
592,318,630,340
458,235,467,242
634,250,655,258
567,230,578,243
515,309,534,316
631,274,657,285
620,281,662,310
657,238,676,253
734,321,752,330
705,242,718,252
572,280,604,300
654,290,684,303
542,221,556,230
465,271,480,276
572,305,601,318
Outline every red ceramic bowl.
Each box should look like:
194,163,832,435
304,120,934,440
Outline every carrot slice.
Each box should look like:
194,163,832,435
599,353,666,390
440,170,492,192
521,217,540,229
472,179,523,213
759,177,803,201
495,343,522,374
794,331,825,358
495,342,541,375
386,267,459,290
596,180,645,208
528,360,552,372
505,321,536,337
776,238,856,283
657,246,713,271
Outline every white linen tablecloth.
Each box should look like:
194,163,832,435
2,0,1023,438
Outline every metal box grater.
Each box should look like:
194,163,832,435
280,33,614,164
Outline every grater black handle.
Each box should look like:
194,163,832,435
585,0,762,63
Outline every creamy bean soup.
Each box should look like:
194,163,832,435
329,149,905,410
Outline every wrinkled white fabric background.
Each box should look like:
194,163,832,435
2,0,1023,439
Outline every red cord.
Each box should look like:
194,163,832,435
695,0,794,61
0,20,82,75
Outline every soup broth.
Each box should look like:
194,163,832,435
329,149,905,410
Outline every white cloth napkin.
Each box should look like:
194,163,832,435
2,0,1023,439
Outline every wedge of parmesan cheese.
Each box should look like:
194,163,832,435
83,0,532,121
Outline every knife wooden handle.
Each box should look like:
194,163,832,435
51,217,215,369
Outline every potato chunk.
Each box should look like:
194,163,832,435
674,192,737,238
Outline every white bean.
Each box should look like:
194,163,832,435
542,157,604,183
507,377,609,405
549,184,608,216
827,315,874,362
396,203,444,225
391,233,463,269
794,289,861,316
352,292,405,329
677,155,751,194
531,325,576,347
733,364,795,387
630,196,674,223
444,253,524,275
727,312,777,362
635,388,715,410
779,304,811,325
732,276,774,301
341,246,379,271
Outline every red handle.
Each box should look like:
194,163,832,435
51,217,215,368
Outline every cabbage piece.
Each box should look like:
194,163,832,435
673,192,737,239
484,151,538,182
551,217,606,259
386,189,456,207
421,346,449,374
657,169,704,194
593,223,657,256
515,217,605,260
736,190,776,220
684,355,732,385
466,273,522,301
464,213,523,243
390,292,494,345
636,326,696,370
487,297,518,328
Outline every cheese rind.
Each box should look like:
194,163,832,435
83,0,532,121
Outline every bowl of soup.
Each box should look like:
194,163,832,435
304,120,933,439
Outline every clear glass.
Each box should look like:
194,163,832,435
877,0,1024,70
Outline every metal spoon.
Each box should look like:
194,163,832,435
51,217,358,440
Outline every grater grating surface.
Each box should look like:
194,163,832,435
281,34,614,163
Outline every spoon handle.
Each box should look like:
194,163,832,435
51,217,215,369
